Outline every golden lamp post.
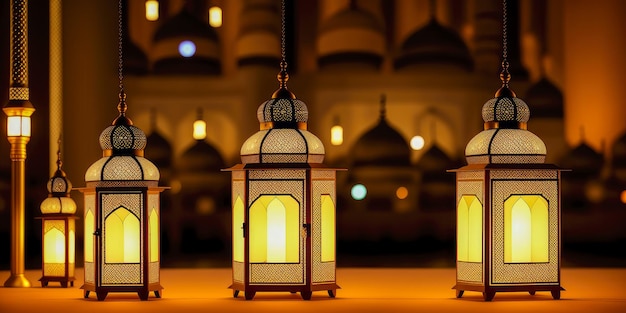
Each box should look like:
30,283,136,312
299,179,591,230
3,0,35,288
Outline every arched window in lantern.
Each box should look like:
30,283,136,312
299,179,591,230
80,93,166,301
38,145,77,288
225,60,341,300
450,62,565,301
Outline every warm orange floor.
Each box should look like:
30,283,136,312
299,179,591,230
1,268,625,313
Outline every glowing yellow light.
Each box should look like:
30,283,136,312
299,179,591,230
44,226,65,264
410,135,424,150
145,0,159,21
504,195,549,263
84,210,94,262
249,195,299,263
105,207,140,263
395,186,409,200
208,6,222,28
331,125,343,146
7,115,30,137
193,119,206,140
233,197,244,262
620,190,626,204
457,195,482,262
321,195,335,262
149,208,159,262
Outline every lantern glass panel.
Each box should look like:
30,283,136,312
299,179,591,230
7,115,31,137
44,222,65,265
85,210,94,263
105,207,140,263
457,195,482,262
321,195,335,262
69,223,75,276
249,195,299,263
504,195,549,263
149,208,159,262
233,196,244,262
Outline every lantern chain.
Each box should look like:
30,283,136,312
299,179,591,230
502,0,508,62
118,0,124,94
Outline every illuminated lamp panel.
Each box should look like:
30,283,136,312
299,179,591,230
504,195,549,263
233,196,245,262
84,194,95,283
105,207,140,264
313,178,337,284
457,195,482,262
492,178,559,284
43,220,65,276
456,179,483,283
148,192,160,284
69,221,75,277
249,195,299,263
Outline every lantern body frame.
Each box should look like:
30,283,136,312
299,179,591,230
80,182,164,301
452,163,564,301
227,163,339,300
38,214,76,287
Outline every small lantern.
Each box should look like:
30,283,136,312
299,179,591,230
39,146,77,287
80,93,166,301
225,61,341,300
450,62,565,301
145,0,159,21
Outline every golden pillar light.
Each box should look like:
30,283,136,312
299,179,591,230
224,0,341,300
38,143,77,287
450,0,565,300
3,0,34,288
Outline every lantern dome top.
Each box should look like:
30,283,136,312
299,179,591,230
465,63,547,164
240,64,325,164
351,95,411,167
85,93,160,181
41,145,77,214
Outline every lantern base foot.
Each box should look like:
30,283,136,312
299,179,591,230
453,283,565,301
39,276,75,288
3,274,32,288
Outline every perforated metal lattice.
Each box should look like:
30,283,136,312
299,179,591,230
248,169,305,180
457,171,483,180
457,261,483,283
490,170,557,180
99,125,147,151
49,176,70,193
149,262,159,283
491,176,559,285
257,98,308,123
85,262,94,284
101,263,142,285
250,263,305,285
102,156,143,180
44,219,64,234
311,170,335,180
233,261,244,283
482,97,530,123
102,193,142,218
43,263,65,277
262,154,308,163
88,180,157,188
312,180,336,284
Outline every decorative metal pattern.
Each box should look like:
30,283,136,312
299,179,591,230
49,176,69,193
490,170,557,180
10,0,28,89
101,263,142,285
482,97,530,123
85,262,94,284
456,181,483,204
248,169,305,180
457,261,483,283
491,177,559,284
233,261,244,283
44,263,65,277
311,170,335,180
149,262,159,283
257,98,308,124
250,263,304,284
87,180,158,188
44,219,65,234
99,125,147,151
312,180,336,284
102,193,142,218
261,129,307,153
491,155,546,164
457,171,483,180
8,87,28,100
